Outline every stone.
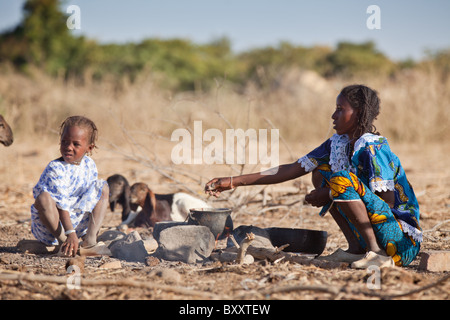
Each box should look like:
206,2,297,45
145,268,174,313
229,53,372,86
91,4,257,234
418,250,450,272
153,221,188,241
16,239,57,254
109,230,148,263
65,256,86,273
153,225,215,264
227,225,274,250
97,229,126,248
143,238,158,253
99,260,122,269
149,268,181,283
146,256,160,266
210,250,254,264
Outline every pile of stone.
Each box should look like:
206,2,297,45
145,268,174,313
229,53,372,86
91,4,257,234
96,222,218,264
98,222,274,265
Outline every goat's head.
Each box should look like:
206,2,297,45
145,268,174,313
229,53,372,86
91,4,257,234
0,115,13,147
130,182,151,210
130,182,158,228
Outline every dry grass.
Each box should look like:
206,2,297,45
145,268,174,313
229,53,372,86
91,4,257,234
1,65,449,146
0,65,449,188
0,67,449,301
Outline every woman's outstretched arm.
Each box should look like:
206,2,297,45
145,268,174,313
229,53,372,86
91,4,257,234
205,161,308,197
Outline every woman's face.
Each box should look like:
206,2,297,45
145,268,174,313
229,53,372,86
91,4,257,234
332,94,359,137
60,125,93,164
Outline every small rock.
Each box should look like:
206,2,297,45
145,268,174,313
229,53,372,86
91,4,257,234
146,256,160,266
99,260,122,269
242,254,254,265
211,251,254,264
419,250,450,272
143,238,158,253
16,239,57,254
97,230,126,247
109,230,148,263
65,256,86,273
149,268,181,283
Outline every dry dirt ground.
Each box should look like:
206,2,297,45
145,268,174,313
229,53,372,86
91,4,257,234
0,140,449,302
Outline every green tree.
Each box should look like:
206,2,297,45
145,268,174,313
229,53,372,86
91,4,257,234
325,41,395,78
0,0,95,78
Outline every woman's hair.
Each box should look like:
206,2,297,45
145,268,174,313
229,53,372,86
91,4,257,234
59,115,98,150
340,85,380,138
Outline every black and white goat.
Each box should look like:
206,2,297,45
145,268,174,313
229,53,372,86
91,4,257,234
129,182,211,228
106,174,132,222
106,174,211,228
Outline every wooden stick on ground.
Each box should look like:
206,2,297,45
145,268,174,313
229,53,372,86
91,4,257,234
236,232,255,264
0,271,221,299
228,234,240,249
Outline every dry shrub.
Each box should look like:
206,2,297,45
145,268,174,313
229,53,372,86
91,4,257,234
0,65,448,151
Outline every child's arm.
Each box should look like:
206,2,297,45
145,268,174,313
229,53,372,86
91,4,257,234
58,209,78,257
205,161,308,197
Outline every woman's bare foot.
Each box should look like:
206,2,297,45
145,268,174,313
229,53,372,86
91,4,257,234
316,248,365,263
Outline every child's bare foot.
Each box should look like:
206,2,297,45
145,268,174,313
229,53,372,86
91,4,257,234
79,241,112,256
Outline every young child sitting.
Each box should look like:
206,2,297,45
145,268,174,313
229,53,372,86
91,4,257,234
205,85,421,268
30,116,110,257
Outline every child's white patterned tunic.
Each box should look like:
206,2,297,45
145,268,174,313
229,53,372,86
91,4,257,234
31,156,106,245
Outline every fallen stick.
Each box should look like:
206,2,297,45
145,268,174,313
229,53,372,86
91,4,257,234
0,271,220,299
228,234,240,249
275,244,290,254
260,284,340,296
237,233,255,264
423,219,450,233
364,272,450,299
244,246,348,269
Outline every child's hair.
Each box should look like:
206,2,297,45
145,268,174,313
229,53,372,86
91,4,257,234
340,85,380,138
59,116,98,151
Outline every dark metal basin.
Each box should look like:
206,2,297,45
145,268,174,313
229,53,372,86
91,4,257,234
266,227,328,255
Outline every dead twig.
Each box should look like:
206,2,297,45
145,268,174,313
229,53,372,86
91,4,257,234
229,234,240,249
237,233,255,264
365,272,450,299
260,284,340,297
423,219,450,233
275,244,290,253
259,273,450,300
0,271,221,299
264,117,295,162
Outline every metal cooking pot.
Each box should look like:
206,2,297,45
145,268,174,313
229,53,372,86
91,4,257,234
188,208,233,240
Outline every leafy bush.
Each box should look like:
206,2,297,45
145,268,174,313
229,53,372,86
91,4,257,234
0,0,448,92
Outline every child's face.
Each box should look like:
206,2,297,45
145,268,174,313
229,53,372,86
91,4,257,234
332,94,359,137
60,125,94,164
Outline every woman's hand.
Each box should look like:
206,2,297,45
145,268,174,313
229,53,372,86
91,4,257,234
204,177,233,197
61,232,79,257
305,187,331,208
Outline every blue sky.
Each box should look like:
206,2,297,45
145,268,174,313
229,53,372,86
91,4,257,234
1,0,449,61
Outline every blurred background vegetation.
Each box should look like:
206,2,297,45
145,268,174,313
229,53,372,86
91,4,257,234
0,0,449,150
2,0,449,92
